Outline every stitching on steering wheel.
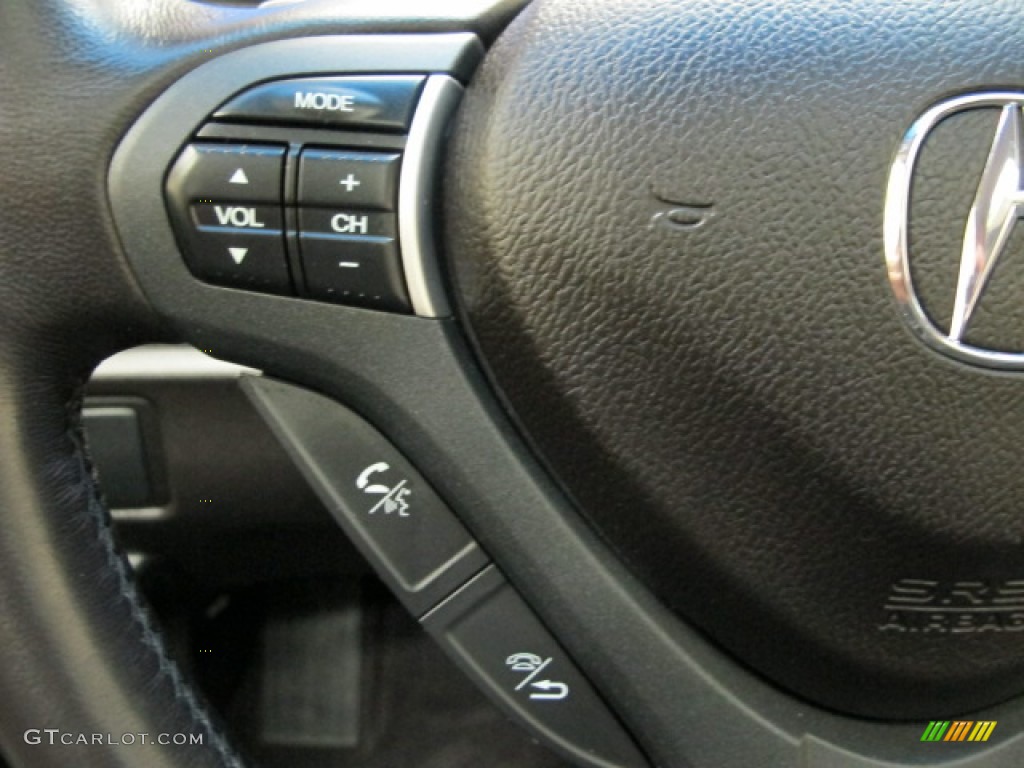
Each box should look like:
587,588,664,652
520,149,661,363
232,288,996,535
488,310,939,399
67,383,245,767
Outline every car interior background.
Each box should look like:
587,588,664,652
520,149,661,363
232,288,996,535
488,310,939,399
3,1,1024,767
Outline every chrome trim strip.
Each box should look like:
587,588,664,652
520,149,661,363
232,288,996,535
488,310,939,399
399,75,462,318
884,91,1024,369
92,345,260,380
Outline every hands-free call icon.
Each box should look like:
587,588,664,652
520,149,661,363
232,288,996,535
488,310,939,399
356,462,412,517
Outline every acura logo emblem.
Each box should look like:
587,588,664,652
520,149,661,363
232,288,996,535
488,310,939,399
886,93,1024,369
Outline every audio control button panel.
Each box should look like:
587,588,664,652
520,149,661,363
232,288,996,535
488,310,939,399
163,74,455,316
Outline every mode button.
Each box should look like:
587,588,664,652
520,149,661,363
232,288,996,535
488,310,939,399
214,76,425,132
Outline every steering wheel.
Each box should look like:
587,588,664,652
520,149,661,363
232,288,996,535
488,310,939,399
4,0,1024,766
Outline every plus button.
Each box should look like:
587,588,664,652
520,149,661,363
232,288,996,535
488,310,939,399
339,173,361,192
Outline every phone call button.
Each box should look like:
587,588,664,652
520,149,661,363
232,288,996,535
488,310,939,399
243,377,489,617
423,566,648,768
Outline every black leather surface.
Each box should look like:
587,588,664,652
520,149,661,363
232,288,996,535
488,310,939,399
447,0,1024,718
0,1,523,766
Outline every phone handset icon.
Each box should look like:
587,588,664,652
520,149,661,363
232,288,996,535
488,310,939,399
506,653,545,672
355,461,412,517
356,462,391,495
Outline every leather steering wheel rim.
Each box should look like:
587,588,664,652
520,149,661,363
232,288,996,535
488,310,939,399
0,2,521,766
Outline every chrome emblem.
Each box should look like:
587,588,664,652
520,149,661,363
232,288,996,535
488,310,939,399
886,93,1024,368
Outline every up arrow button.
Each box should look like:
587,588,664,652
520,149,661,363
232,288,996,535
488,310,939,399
166,143,285,204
